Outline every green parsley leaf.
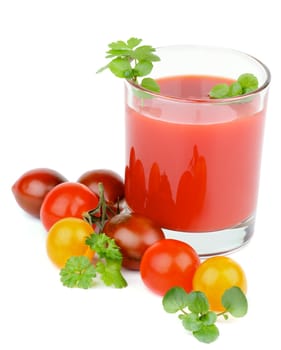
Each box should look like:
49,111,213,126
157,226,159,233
108,57,134,79
86,233,122,261
140,77,160,92
193,324,220,344
162,286,190,313
96,260,127,288
127,37,142,49
60,256,96,289
134,60,153,77
98,37,160,93
221,286,248,317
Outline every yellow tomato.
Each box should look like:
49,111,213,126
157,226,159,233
46,217,94,268
192,256,247,311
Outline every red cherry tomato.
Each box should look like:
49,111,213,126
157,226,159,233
40,182,99,231
77,169,124,205
140,239,200,296
12,168,67,218
103,212,165,270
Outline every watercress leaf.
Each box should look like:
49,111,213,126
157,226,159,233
60,256,96,289
162,287,190,313
186,291,209,314
193,324,219,344
141,78,160,92
108,57,133,79
238,73,258,92
127,37,142,49
229,81,243,97
96,260,127,288
180,313,202,332
221,286,248,317
134,60,153,77
200,311,217,325
108,40,128,50
209,83,230,98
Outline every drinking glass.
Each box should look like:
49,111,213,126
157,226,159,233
124,45,270,256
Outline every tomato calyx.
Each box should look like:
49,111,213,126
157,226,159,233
83,182,121,232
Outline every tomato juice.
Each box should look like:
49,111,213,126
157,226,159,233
125,75,266,232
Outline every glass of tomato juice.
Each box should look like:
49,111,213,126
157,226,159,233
124,45,270,256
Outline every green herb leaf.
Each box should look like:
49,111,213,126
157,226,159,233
221,286,248,317
162,283,248,344
60,256,96,289
141,77,160,92
209,73,258,98
229,81,243,97
108,57,133,79
200,311,217,325
209,83,230,99
108,40,128,50
85,233,122,261
193,324,220,344
238,73,258,92
127,37,142,49
132,45,160,62
162,287,190,313
186,291,209,314
96,260,127,288
180,313,202,332
98,38,160,93
134,60,153,77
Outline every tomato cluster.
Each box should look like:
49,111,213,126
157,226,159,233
12,167,247,311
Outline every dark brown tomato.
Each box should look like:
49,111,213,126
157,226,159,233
12,168,67,218
103,212,165,270
77,169,124,205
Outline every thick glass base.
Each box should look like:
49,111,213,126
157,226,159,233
163,215,255,257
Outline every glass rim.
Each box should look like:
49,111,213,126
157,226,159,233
125,44,271,104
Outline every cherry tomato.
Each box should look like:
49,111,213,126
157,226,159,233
12,168,67,218
40,182,99,231
140,239,200,295
46,217,94,268
192,256,247,311
103,212,165,270
77,169,124,205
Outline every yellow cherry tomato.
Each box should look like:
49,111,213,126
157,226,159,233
192,256,247,311
46,217,95,268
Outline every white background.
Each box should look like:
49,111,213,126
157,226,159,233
0,1,280,349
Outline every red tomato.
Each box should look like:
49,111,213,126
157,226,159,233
140,239,200,296
12,168,67,217
77,169,124,205
40,182,99,231
103,212,165,270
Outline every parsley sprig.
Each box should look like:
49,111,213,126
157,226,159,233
60,233,127,289
209,73,258,98
162,286,248,344
97,37,161,93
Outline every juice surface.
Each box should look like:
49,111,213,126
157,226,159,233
125,75,265,232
